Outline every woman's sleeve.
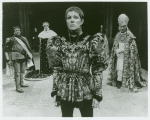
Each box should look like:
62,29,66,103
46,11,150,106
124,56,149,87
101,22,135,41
89,33,109,102
46,36,62,97
107,35,118,81
90,33,109,73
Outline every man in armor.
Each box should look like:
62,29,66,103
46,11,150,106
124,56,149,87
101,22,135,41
4,26,34,93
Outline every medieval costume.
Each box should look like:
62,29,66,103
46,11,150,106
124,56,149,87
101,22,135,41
46,6,109,117
47,24,109,118
38,22,57,75
4,29,34,93
107,14,147,92
46,7,109,117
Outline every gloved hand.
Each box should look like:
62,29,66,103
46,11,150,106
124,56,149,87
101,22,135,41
51,91,57,97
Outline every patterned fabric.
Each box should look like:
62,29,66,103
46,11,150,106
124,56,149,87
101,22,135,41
107,30,147,89
47,32,109,102
38,29,57,74
40,38,52,74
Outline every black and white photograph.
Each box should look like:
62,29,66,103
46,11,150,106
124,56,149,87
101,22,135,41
1,0,148,118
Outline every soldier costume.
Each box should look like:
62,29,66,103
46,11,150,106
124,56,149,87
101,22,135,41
4,26,34,93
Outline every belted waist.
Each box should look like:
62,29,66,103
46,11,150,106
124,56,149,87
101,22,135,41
62,70,91,76
53,67,91,76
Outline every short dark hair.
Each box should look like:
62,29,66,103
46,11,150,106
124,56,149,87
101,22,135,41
13,26,20,31
65,6,84,20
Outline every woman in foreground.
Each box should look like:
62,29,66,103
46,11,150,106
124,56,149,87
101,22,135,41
47,6,109,117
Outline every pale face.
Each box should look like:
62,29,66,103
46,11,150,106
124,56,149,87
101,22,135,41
14,28,21,36
44,25,49,31
66,11,84,30
119,22,127,33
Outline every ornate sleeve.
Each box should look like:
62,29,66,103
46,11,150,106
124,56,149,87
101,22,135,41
129,39,142,77
46,35,63,97
90,33,109,73
107,35,118,81
130,39,141,61
130,39,147,85
89,33,109,102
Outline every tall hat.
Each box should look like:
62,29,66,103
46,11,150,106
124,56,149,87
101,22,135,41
118,14,129,26
42,22,49,27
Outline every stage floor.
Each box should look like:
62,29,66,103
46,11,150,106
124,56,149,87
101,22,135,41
2,51,148,117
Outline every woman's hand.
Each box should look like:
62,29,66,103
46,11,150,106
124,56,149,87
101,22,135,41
92,98,100,109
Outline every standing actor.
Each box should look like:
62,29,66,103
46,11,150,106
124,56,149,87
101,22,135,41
47,6,109,117
107,14,147,92
4,26,34,93
38,22,57,75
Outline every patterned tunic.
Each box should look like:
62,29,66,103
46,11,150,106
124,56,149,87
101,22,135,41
107,30,147,89
47,32,109,102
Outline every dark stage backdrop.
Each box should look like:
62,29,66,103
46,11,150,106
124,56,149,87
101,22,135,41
112,2,148,70
29,2,107,36
3,3,20,69
2,2,148,70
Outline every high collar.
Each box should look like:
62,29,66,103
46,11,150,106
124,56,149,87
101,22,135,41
63,32,88,43
68,27,82,36
44,28,50,32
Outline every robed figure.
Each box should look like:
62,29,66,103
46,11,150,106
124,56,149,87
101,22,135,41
107,14,147,92
38,22,57,75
